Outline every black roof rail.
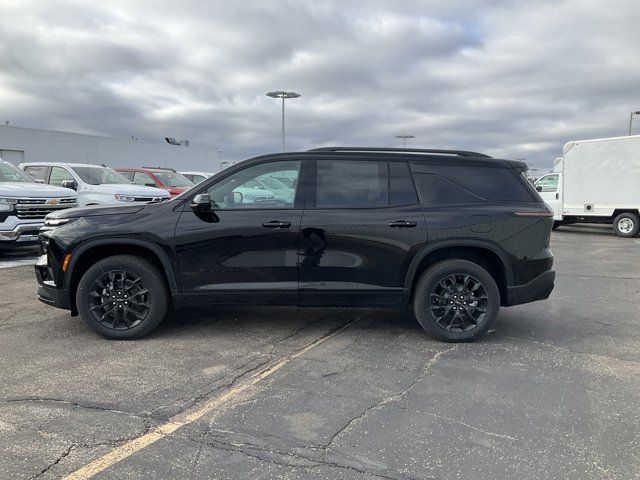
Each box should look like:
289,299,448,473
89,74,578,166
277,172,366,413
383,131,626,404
308,147,492,158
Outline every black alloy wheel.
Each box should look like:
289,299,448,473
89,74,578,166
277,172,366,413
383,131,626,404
76,255,168,339
413,259,500,342
88,270,151,330
429,274,488,332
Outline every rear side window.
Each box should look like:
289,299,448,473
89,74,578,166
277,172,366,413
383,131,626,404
421,165,534,202
23,166,47,181
390,162,418,206
316,161,388,208
414,173,483,206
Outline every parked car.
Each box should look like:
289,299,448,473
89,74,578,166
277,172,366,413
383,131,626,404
0,160,77,247
535,135,640,237
180,171,212,184
116,167,194,198
20,162,170,206
35,147,555,341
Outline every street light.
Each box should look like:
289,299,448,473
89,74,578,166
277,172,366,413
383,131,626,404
395,135,415,149
266,91,301,151
629,111,640,135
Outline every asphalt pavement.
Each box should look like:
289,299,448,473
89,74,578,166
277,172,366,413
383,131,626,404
0,224,638,479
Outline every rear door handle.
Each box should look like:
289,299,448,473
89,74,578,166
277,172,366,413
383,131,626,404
262,220,291,229
556,193,559,200
388,220,417,228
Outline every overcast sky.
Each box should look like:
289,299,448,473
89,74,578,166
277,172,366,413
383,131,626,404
1,0,639,169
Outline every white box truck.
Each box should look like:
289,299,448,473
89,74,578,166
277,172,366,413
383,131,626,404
535,135,640,237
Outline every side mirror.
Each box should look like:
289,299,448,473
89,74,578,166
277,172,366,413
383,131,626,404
62,180,77,190
535,185,543,192
190,193,211,212
233,191,243,204
145,183,156,188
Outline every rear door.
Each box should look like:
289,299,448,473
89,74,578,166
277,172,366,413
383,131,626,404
299,158,427,306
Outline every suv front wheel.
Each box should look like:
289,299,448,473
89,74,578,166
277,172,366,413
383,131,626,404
76,255,168,339
413,260,500,342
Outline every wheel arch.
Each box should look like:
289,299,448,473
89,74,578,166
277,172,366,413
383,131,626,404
405,240,513,306
64,238,179,314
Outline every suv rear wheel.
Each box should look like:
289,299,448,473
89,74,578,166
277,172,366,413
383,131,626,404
76,255,168,339
413,260,500,342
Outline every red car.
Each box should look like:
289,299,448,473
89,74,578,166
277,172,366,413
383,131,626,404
116,167,194,198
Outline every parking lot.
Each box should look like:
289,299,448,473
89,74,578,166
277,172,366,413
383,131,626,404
0,225,638,479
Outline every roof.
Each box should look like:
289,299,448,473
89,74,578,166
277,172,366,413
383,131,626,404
19,162,109,168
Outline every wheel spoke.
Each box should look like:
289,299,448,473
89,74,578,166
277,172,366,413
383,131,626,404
428,273,489,333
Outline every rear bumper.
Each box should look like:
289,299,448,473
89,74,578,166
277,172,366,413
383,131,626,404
506,269,555,306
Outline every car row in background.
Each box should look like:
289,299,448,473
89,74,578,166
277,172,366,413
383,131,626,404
1,160,77,247
116,167,194,198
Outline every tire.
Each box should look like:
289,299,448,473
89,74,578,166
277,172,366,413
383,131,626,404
76,255,168,339
413,260,500,342
612,212,640,238
552,221,561,230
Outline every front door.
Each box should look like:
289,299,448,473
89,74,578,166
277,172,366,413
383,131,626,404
536,174,562,220
299,159,427,306
174,159,305,304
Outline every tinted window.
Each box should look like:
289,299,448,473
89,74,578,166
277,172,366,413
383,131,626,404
206,160,300,209
23,166,47,182
415,173,483,206
316,161,388,208
390,162,418,206
424,165,534,202
49,167,75,187
152,171,193,188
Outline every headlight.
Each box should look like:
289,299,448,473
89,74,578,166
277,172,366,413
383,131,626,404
114,193,136,202
0,198,17,212
44,217,76,227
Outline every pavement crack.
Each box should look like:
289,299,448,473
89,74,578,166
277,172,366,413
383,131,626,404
0,397,148,420
28,444,75,480
324,345,459,451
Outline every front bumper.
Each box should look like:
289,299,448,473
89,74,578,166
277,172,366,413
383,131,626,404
0,222,44,245
506,269,555,306
35,254,71,310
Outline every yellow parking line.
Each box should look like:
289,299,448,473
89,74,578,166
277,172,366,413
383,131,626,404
63,318,360,480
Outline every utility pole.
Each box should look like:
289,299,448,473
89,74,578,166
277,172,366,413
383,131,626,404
266,91,301,151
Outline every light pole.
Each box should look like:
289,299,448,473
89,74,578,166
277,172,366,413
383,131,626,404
266,91,301,151
395,135,415,149
629,111,640,136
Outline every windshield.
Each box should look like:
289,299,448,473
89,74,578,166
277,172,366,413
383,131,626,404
152,171,194,188
72,166,131,185
0,162,35,183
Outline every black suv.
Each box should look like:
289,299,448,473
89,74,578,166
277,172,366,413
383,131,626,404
36,147,555,341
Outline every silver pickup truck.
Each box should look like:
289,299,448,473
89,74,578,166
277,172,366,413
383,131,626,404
0,160,78,247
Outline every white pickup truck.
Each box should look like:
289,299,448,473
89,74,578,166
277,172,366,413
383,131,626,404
535,135,640,237
19,162,170,206
0,160,77,247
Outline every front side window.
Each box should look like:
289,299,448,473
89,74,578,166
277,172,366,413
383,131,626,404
49,166,75,187
316,160,388,208
132,171,155,186
206,160,300,209
22,166,47,182
72,166,131,185
152,171,193,188
535,174,559,192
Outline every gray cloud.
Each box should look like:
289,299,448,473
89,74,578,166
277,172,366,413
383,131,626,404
1,0,639,169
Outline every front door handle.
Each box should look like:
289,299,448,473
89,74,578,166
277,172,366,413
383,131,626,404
262,220,291,229
556,193,559,200
388,220,417,228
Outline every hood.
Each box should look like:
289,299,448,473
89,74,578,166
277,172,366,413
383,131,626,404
0,182,77,198
81,183,170,198
46,203,147,220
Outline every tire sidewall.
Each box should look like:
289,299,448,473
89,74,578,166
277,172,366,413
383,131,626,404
613,213,640,238
414,260,500,342
76,256,168,339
